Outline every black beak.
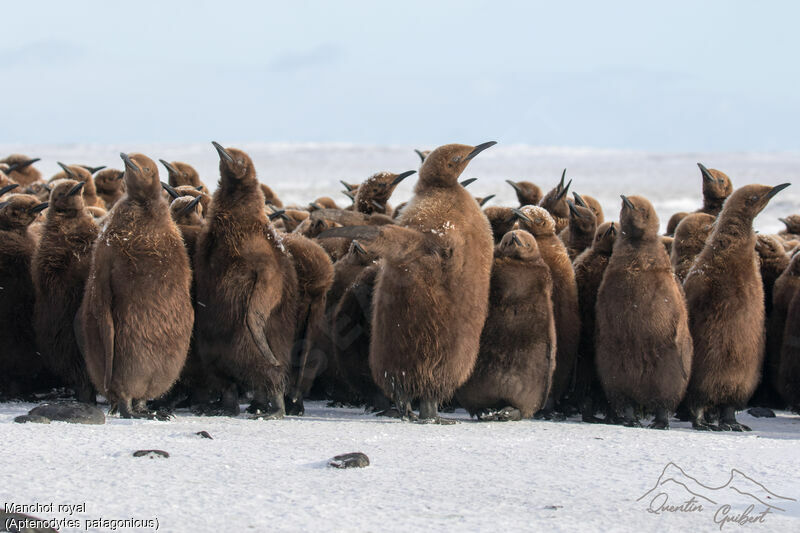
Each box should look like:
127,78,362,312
567,200,585,219
212,141,234,164
308,202,323,211
391,170,416,186
42,184,52,192
115,171,125,181
697,163,715,183
506,179,522,194
621,195,635,210
353,240,367,254
510,231,523,247
340,180,355,191
6,158,40,172
81,165,106,174
605,222,617,238
30,202,49,213
766,183,791,200
414,149,427,162
479,194,495,207
179,195,203,215
464,141,497,162
341,190,355,201
159,159,179,175
267,208,286,221
161,181,180,200
555,179,572,201
779,217,789,226
0,183,20,196
57,162,78,180
573,192,588,208
120,153,139,172
460,177,478,188
558,169,566,191
67,181,85,197
511,207,532,223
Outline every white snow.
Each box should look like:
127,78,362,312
1,402,799,532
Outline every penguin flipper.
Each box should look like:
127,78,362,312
245,270,281,367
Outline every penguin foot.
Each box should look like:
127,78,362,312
534,409,566,421
622,418,642,428
581,414,605,424
375,408,405,418
717,422,751,432
415,416,458,425
478,407,522,422
246,401,270,414
193,402,241,417
285,396,305,416
249,408,285,420
647,419,669,430
691,421,722,431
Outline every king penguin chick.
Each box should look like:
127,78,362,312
684,182,790,430
666,163,733,236
32,180,99,403
560,194,597,261
0,155,41,186
483,206,517,243
159,159,209,194
756,234,790,316
456,230,556,420
778,215,800,241
0,194,49,398
94,168,126,209
766,252,800,408
51,163,106,208
538,169,572,233
670,213,715,283
506,179,543,207
777,273,800,410
596,196,693,429
353,170,415,216
194,143,299,419
79,153,193,419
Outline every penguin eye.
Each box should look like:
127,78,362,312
451,156,461,163
237,158,244,165
750,195,758,203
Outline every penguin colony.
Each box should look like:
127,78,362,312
1,146,799,430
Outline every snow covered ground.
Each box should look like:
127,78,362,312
1,402,799,532
2,142,799,234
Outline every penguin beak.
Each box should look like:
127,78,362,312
353,240,367,254
115,171,125,181
179,195,203,215
567,200,585,219
510,231,523,247
621,195,635,210
511,207,532,223
30,202,49,213
766,183,791,200
414,149,426,162
391,170,416,186
81,165,106,174
161,181,180,200
0,183,20,196
464,141,497,162
573,192,588,208
604,222,617,238
460,177,478,188
159,159,179,175
779,217,788,225
120,153,139,172
555,179,572,201
42,183,52,192
67,181,85,197
340,180,355,191
479,194,495,207
212,141,234,164
6,158,40,172
506,180,522,194
57,162,78,180
308,202,323,211
267,208,286,221
697,163,715,183
341,190,355,201
558,169,566,191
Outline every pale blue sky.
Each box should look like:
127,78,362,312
2,1,798,151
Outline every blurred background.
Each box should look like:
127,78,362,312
2,0,799,151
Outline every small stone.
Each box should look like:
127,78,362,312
14,414,51,424
28,402,105,425
747,407,776,418
196,431,213,439
133,449,169,458
329,452,370,469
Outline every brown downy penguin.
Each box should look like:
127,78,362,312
538,169,572,233
0,168,16,190
670,212,716,283
159,159,209,194
32,180,99,403
194,143,299,418
506,179,543,207
23,181,52,202
0,155,41,186
353,170,415,215
456,230,556,420
777,286,800,410
484,206,517,243
596,195,693,428
0,194,49,398
259,183,283,208
765,252,800,407
573,221,617,422
684,182,791,430
581,194,605,225
756,234,790,316
696,163,733,216
79,153,193,419
0,182,20,199
778,215,800,241
561,194,597,261
52,163,106,208
513,205,579,415
94,168,126,209
329,142,496,422
665,212,688,237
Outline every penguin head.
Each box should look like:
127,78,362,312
593,221,617,254
674,213,715,249
0,154,41,183
512,205,555,237
497,229,540,260
313,197,339,210
483,206,517,242
23,181,52,202
755,234,786,261
506,179,542,206
120,153,161,201
722,183,791,223
94,169,125,193
170,195,204,226
355,170,415,214
160,160,202,189
418,142,496,189
345,239,377,264
0,193,48,229
212,142,256,185
567,197,597,234
697,163,733,202
539,169,571,219
49,179,86,213
779,214,800,233
53,163,94,191
619,195,659,239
